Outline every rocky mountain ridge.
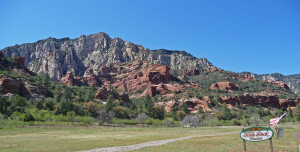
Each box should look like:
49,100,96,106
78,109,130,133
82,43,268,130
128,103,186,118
1,32,214,81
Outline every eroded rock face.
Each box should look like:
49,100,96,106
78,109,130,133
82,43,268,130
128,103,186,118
60,70,99,87
95,86,109,100
210,82,237,92
279,98,299,109
0,77,21,94
112,62,173,92
159,96,212,113
1,32,215,81
274,81,289,90
22,82,48,100
12,57,25,66
60,71,74,86
219,94,281,109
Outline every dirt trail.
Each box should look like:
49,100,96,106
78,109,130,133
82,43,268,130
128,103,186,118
76,131,239,152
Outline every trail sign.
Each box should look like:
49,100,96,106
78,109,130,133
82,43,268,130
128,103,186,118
240,127,273,142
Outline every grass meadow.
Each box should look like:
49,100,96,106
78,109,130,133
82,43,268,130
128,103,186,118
0,125,299,152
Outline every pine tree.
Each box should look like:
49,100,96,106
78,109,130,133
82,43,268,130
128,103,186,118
144,94,155,118
105,95,115,111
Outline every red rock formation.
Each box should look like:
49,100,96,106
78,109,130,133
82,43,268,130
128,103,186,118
74,76,85,86
274,81,289,90
22,82,48,99
98,66,112,77
60,71,74,86
113,63,172,92
159,97,212,113
185,83,202,89
219,94,281,109
147,65,172,83
240,74,256,82
85,69,99,87
142,84,169,97
0,77,21,94
95,86,109,100
279,98,299,109
263,80,290,90
86,74,99,87
181,68,200,76
12,57,25,66
210,81,237,92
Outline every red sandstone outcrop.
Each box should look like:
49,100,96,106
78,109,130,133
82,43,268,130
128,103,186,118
159,96,212,113
279,98,299,109
85,69,100,87
240,74,256,82
274,81,289,90
12,56,25,66
181,68,200,76
219,94,281,109
112,63,172,92
95,86,109,100
60,70,99,87
22,82,48,100
0,77,21,94
60,71,74,86
263,80,290,90
210,81,237,92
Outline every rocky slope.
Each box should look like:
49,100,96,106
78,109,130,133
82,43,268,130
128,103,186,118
254,73,300,95
1,32,214,81
0,52,48,100
58,58,299,113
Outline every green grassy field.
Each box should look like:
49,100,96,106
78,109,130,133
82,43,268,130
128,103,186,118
0,125,299,152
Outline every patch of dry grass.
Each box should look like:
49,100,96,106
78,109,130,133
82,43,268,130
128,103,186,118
0,126,239,152
134,125,300,152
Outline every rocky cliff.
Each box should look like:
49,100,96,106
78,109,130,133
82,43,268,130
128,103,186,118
255,73,300,95
1,32,215,81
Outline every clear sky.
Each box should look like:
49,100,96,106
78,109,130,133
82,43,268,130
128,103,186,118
0,0,299,75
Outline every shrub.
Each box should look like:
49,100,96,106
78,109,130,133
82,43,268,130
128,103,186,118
67,111,76,123
176,111,187,121
97,109,114,125
180,115,201,127
113,106,130,119
136,113,148,125
250,114,262,126
164,118,176,127
24,111,35,121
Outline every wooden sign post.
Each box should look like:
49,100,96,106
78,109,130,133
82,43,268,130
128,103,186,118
240,127,274,152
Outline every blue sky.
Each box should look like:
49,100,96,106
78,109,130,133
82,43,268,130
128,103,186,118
0,0,299,75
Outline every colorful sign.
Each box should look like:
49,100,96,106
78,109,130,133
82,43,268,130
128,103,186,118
240,127,273,142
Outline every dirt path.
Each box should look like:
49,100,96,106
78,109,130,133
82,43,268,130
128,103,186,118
76,131,239,152
294,133,300,140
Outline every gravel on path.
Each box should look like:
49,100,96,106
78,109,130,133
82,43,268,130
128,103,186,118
76,131,240,152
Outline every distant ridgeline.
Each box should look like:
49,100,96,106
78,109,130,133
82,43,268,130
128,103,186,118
0,32,214,81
